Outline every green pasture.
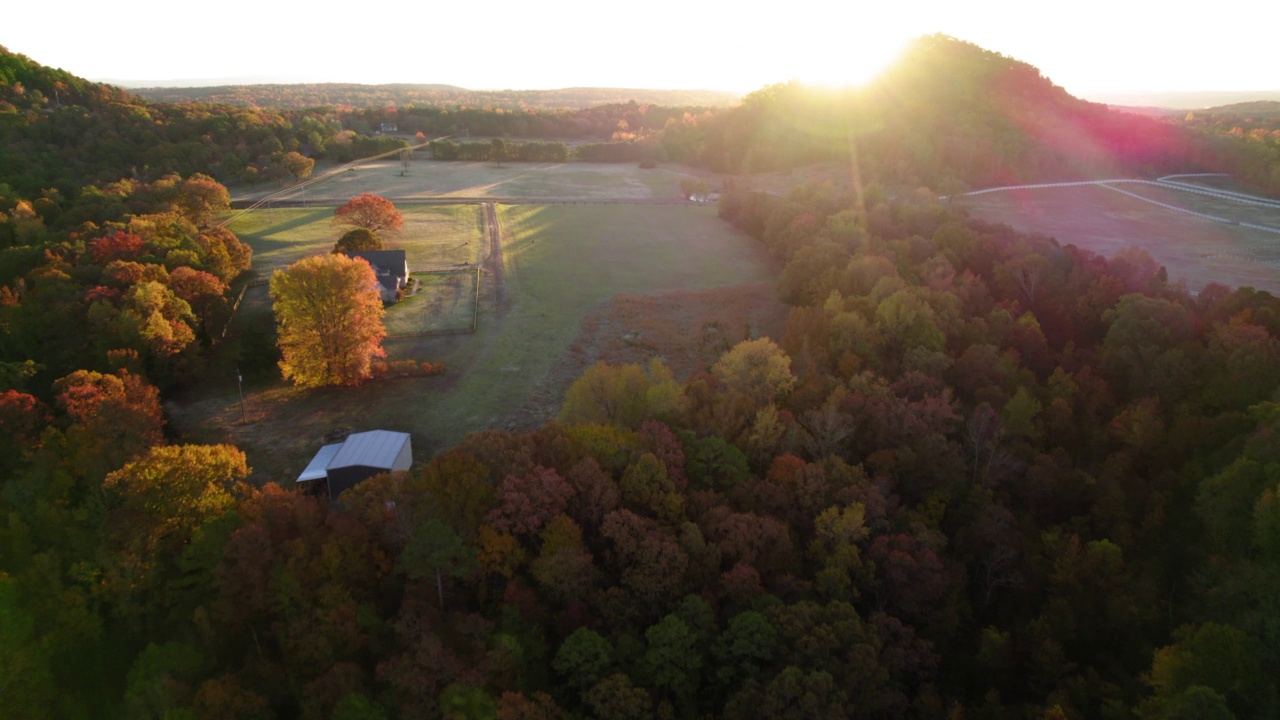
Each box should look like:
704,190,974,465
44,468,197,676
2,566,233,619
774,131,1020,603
383,271,478,336
233,160,702,203
173,203,776,483
373,203,777,454
224,204,485,278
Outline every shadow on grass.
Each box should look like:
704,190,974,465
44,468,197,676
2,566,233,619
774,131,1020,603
233,207,332,236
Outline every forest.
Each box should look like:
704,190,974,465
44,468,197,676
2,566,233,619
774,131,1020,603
3,35,1280,720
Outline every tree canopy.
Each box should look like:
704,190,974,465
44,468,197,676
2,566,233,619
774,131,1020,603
269,253,387,387
332,193,403,236
333,227,382,254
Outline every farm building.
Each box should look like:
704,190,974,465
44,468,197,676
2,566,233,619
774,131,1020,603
297,429,413,499
348,250,409,303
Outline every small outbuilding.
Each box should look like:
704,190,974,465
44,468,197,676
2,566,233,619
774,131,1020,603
297,429,412,499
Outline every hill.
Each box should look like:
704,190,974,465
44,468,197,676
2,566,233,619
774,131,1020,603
692,35,1202,190
1195,100,1280,118
1088,89,1280,109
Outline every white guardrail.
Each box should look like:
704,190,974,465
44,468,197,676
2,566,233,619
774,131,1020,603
944,175,1280,236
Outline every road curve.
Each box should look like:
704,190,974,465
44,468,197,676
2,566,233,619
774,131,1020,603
945,177,1280,235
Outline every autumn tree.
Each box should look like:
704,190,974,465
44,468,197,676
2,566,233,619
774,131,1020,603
172,174,231,228
712,338,797,406
558,359,684,428
0,390,49,471
269,254,387,388
53,369,164,477
283,151,315,181
332,193,403,236
334,227,382,254
103,444,251,616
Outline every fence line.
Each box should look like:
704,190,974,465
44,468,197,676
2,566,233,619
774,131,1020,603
219,282,253,340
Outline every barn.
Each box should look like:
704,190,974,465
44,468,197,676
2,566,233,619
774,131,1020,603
296,429,413,499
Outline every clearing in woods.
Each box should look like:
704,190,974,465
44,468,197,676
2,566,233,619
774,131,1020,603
224,204,485,320
172,187,781,484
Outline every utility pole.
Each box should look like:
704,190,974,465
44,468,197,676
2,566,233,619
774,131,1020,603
237,367,247,424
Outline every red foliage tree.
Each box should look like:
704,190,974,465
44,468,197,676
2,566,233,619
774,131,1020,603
53,370,164,476
488,466,575,536
0,390,51,464
867,533,950,621
167,266,229,333
87,230,146,265
332,193,403,235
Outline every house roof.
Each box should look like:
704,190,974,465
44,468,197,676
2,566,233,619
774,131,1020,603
297,442,343,482
349,250,407,278
328,429,411,470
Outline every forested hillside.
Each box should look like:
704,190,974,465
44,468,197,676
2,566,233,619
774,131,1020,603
679,36,1280,195
1176,102,1280,192
3,37,1280,720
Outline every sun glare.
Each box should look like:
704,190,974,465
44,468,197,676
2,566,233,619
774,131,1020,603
785,35,909,90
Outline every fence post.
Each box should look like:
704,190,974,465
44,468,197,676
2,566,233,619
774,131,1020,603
472,268,480,332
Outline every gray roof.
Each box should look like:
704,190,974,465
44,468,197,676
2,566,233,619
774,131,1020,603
328,430,411,470
349,250,407,279
297,443,343,482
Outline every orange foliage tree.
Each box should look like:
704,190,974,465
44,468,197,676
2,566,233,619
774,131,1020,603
332,193,403,236
269,253,386,388
53,369,164,477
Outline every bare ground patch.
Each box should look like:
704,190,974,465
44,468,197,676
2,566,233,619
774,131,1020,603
501,283,789,431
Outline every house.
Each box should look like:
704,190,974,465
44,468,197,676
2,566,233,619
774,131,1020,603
296,429,413,499
347,249,409,303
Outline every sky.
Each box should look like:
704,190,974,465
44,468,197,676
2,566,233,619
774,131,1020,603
4,0,1277,100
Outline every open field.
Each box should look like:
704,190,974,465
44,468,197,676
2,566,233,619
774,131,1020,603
222,203,486,321
235,160,715,203
225,204,485,277
383,271,478,336
957,183,1280,294
169,201,780,484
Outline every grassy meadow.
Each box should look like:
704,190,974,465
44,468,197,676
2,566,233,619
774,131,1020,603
225,203,485,277
224,204,485,318
173,197,776,484
236,159,706,203
383,271,479,336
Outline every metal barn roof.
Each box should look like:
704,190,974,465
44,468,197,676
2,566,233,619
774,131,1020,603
328,430,411,471
297,443,343,482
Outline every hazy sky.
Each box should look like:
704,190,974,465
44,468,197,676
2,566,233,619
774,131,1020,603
5,0,1276,99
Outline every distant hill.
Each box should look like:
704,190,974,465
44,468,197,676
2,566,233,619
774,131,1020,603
694,35,1202,189
1087,90,1280,109
1195,100,1280,117
129,83,742,110
1102,105,1182,118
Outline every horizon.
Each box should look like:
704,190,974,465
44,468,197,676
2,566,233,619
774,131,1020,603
8,0,1279,102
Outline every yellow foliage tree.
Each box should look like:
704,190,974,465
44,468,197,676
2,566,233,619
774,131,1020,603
711,338,797,406
270,254,386,387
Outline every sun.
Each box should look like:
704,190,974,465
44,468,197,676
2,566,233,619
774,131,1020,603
785,35,910,90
